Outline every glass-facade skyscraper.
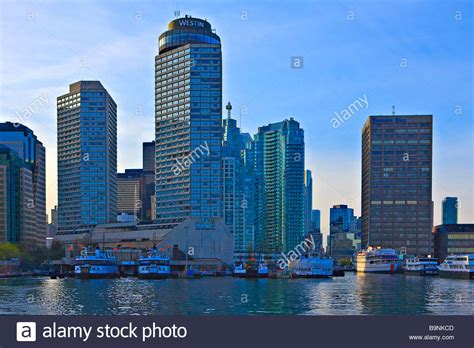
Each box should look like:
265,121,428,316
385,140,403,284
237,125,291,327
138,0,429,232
222,102,255,256
304,170,313,235
57,81,117,233
254,118,305,254
155,16,222,229
361,115,433,256
442,197,458,225
0,122,46,247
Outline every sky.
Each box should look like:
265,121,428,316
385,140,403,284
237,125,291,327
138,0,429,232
0,0,473,242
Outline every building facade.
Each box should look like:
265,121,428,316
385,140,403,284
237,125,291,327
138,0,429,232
442,197,458,225
433,224,474,260
222,102,255,257
117,169,143,220
362,115,433,256
304,170,313,235
57,81,117,233
329,204,356,261
155,16,222,229
254,118,305,254
0,123,46,247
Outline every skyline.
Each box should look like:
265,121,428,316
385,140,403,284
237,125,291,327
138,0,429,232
0,0,473,241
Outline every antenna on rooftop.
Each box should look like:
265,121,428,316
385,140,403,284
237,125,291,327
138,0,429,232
174,3,180,18
392,105,396,115
226,102,232,120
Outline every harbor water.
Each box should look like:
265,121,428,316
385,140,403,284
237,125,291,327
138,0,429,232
0,273,472,315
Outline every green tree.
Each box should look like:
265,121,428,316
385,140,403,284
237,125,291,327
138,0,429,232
0,243,20,259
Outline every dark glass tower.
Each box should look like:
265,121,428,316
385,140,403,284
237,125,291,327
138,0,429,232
155,16,222,229
442,197,458,224
361,115,433,256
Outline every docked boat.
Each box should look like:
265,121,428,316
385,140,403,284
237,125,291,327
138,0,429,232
138,246,171,279
437,254,474,280
74,247,119,279
233,257,269,278
290,256,333,278
356,247,400,273
403,257,438,276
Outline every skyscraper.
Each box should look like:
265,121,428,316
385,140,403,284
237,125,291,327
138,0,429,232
442,197,458,224
155,16,222,229
254,118,305,254
330,204,355,232
117,169,143,220
57,81,117,233
141,141,155,222
362,115,433,255
304,170,313,234
0,122,46,247
222,102,255,256
311,209,321,232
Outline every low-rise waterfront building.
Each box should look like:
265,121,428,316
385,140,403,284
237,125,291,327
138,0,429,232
433,224,474,260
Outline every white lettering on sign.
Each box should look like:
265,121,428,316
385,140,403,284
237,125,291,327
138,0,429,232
178,19,205,28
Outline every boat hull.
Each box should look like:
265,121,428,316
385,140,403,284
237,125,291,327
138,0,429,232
137,273,170,279
438,270,474,280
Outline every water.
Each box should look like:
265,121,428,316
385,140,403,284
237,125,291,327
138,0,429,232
0,273,472,315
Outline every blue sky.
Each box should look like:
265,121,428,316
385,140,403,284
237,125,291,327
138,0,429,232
0,0,472,239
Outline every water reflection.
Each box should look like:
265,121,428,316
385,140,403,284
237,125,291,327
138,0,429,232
0,273,472,315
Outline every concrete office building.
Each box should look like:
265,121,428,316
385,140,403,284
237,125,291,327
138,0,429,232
362,115,433,255
57,81,117,233
155,16,222,229
0,123,46,247
433,224,474,260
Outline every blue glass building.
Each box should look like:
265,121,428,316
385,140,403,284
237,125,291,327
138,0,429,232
0,122,46,247
442,197,458,225
57,81,117,233
330,204,355,232
254,118,305,254
155,16,222,229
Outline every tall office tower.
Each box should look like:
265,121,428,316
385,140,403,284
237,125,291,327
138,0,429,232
0,122,46,247
254,118,305,255
57,81,117,233
442,197,458,224
155,16,222,229
362,115,433,255
330,204,355,232
304,170,313,234
311,209,321,232
141,141,155,222
222,102,255,256
117,169,143,219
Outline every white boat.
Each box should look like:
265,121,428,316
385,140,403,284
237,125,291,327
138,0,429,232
403,257,438,276
257,256,269,277
74,247,119,278
291,256,333,278
138,246,171,279
438,254,474,280
233,263,247,277
356,247,400,273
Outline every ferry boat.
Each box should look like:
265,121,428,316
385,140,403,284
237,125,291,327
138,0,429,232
138,246,171,279
356,247,400,273
437,254,474,280
74,247,119,278
233,257,269,278
403,257,438,276
290,256,333,278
